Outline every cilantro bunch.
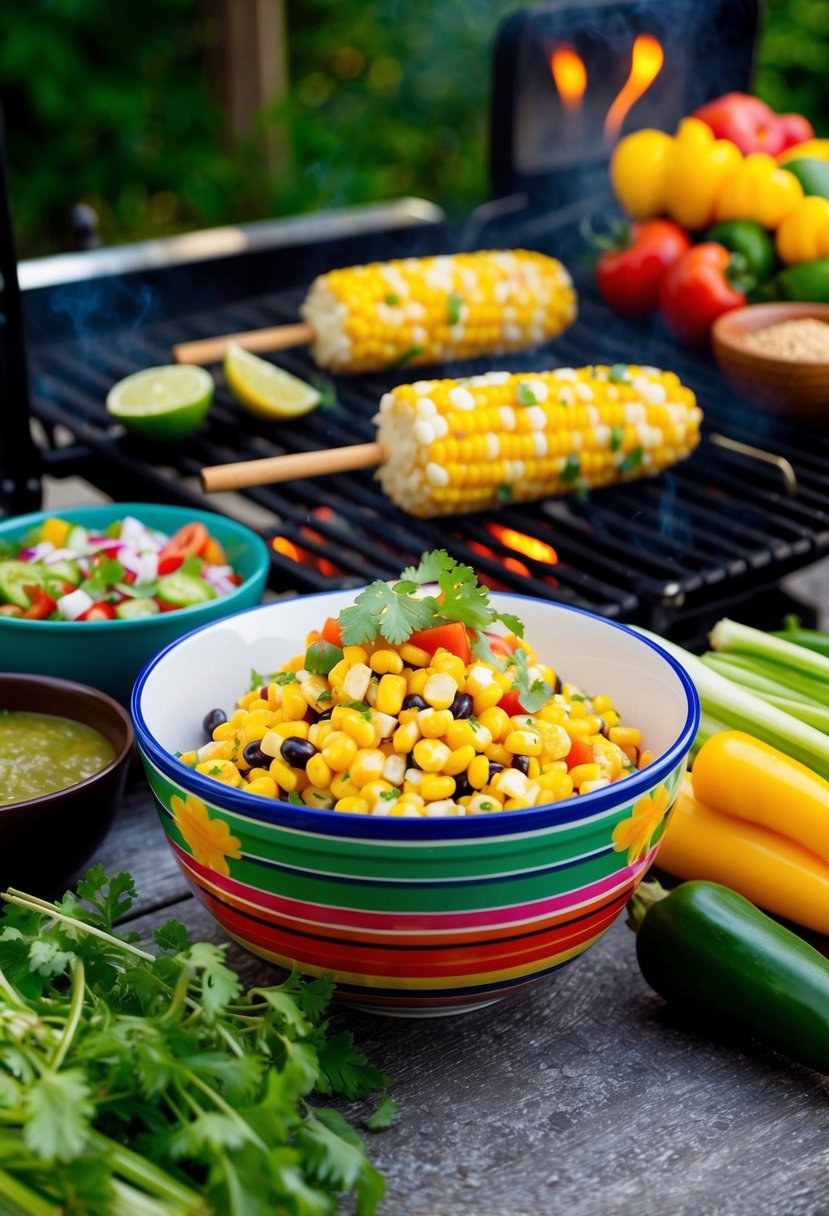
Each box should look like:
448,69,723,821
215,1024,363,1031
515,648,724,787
338,549,524,647
0,867,394,1215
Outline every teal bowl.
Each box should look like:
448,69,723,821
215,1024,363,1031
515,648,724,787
0,503,270,704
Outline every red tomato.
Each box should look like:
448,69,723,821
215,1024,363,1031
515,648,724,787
408,621,472,665
158,521,209,563
157,554,185,576
658,243,747,349
497,690,526,717
595,219,691,318
320,616,343,648
76,602,116,622
776,112,816,152
22,590,58,620
565,736,595,770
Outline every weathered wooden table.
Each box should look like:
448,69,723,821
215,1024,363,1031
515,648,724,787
82,762,829,1216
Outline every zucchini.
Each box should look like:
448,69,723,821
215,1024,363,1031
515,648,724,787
628,880,829,1074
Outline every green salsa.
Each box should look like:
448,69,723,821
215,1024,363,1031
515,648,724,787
0,711,116,805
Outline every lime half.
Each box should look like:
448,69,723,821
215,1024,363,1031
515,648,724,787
106,365,215,441
224,343,321,420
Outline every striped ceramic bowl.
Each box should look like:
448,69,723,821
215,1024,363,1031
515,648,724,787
132,592,698,1016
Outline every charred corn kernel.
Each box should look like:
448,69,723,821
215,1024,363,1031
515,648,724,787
383,753,407,784
268,758,299,793
580,778,611,794
418,707,454,738
350,749,385,787
420,774,456,801
196,759,243,787
399,642,430,667
376,674,407,715
444,744,476,776
321,731,358,771
340,708,376,748
472,683,505,714
303,788,335,809
485,743,512,767
246,775,278,798
407,668,430,695
330,771,359,800
444,719,477,750
467,793,504,813
306,754,334,788
340,662,372,702
609,725,642,749
537,771,575,801
361,778,395,803
465,663,496,696
430,651,467,683
422,671,458,710
327,658,349,688
504,728,542,756
370,649,404,676
342,645,369,666
412,738,452,772
569,763,601,789
478,705,510,741
335,796,371,814
392,719,421,754
467,754,491,789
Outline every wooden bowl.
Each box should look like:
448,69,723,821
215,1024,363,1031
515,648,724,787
712,302,829,424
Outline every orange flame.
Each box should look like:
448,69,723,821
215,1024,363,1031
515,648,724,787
550,46,587,112
603,34,664,142
272,537,301,563
487,524,558,566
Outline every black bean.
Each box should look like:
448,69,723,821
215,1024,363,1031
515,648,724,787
242,741,269,768
281,736,318,769
315,707,334,721
449,692,473,719
488,761,504,780
512,754,531,775
202,708,227,739
453,773,472,799
402,693,428,711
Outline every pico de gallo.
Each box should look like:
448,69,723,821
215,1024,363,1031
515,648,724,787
0,515,243,622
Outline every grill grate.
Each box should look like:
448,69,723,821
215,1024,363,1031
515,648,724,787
24,218,829,638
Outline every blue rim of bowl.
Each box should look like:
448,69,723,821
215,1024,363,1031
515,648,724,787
132,591,700,841
0,503,270,631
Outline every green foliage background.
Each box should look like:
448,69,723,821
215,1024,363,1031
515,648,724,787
1,0,828,258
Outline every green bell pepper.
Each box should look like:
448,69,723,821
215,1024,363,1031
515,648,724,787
628,880,829,1074
755,256,829,304
702,220,778,284
782,156,829,202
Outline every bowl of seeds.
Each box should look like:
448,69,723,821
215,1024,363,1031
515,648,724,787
712,302,829,423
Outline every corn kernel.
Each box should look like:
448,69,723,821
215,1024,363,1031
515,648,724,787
491,768,531,799
477,705,510,741
430,650,466,683
178,750,197,767
335,796,370,814
246,766,271,782
376,673,407,715
418,707,454,738
282,684,309,721
399,643,430,667
361,779,395,804
472,683,504,714
569,763,601,788
330,771,359,800
246,776,277,798
422,671,458,710
592,694,615,714
580,778,611,794
465,663,496,695
300,675,330,711
467,754,490,789
504,729,542,757
485,743,512,767
407,668,429,695
468,721,493,752
370,648,404,675
340,708,376,748
268,758,299,793
609,725,642,748
638,750,655,769
196,759,243,787
412,738,452,772
321,731,358,771
392,719,421,753
302,788,335,809
383,753,407,785
444,719,476,750
350,749,385,787
306,753,334,788
536,721,572,761
537,771,574,801
420,774,456,801
444,744,476,776
467,793,503,813
327,658,349,687
342,644,369,666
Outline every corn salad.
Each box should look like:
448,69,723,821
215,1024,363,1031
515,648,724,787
185,633,652,818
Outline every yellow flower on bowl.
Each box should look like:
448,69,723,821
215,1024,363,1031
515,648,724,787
170,793,242,877
612,784,671,866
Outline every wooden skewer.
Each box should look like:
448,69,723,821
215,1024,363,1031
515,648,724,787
173,321,315,366
200,442,385,494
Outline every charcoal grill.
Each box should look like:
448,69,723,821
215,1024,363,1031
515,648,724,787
4,0,825,645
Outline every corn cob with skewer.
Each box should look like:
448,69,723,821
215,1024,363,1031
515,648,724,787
174,250,577,371
201,364,702,516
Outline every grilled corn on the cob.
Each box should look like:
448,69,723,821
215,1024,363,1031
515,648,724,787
299,249,577,374
374,365,702,517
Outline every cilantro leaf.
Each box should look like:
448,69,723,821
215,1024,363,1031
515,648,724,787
184,941,242,1018
338,580,438,645
367,1090,399,1131
316,1030,389,1099
400,549,457,584
510,647,553,713
23,1069,93,1161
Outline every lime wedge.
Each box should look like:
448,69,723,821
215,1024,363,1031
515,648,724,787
224,343,321,420
106,365,214,441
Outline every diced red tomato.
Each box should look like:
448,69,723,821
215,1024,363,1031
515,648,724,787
486,632,519,658
157,554,185,576
320,616,343,648
22,590,58,620
154,597,180,613
565,736,594,770
76,602,116,622
497,689,526,717
408,621,472,665
158,521,209,563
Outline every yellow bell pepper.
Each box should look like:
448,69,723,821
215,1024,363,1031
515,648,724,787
691,729,829,863
657,774,829,936
775,195,829,264
712,153,803,229
663,117,743,231
778,138,829,164
609,128,675,220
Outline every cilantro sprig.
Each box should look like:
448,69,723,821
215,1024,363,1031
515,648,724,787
338,550,524,646
509,646,554,713
0,866,393,1215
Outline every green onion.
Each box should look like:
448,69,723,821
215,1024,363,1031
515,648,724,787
710,617,829,681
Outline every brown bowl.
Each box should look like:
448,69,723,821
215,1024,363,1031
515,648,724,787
712,302,829,424
0,675,134,895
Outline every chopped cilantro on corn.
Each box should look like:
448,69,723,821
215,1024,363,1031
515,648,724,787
374,364,702,517
299,249,577,374
186,632,652,818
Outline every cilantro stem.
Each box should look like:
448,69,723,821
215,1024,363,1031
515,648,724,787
89,1132,207,1212
0,894,154,962
48,960,84,1073
183,1071,269,1152
0,1166,57,1216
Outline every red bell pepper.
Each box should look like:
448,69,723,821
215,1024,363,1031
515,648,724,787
594,219,691,318
658,242,749,349
565,736,595,770
320,616,343,648
408,621,472,665
22,589,58,620
692,92,814,156
497,689,526,717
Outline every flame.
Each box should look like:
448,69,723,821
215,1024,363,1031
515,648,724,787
604,34,664,142
272,537,301,563
272,533,341,577
550,45,587,112
487,524,558,566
